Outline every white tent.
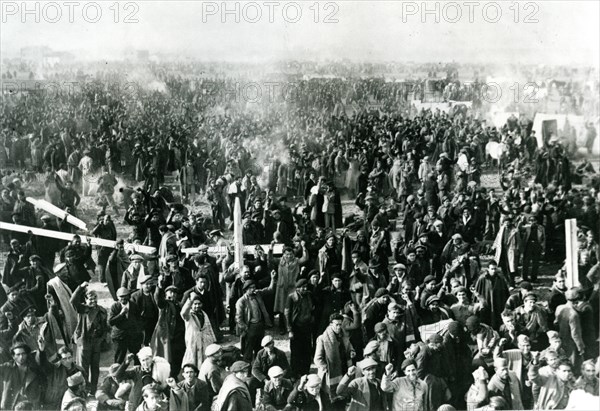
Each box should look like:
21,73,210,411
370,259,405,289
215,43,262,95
531,113,587,148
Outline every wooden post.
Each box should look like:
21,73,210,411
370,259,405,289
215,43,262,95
233,197,244,270
565,218,579,288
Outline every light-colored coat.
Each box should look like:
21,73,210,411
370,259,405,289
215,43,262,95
493,226,521,273
314,326,354,399
181,300,216,369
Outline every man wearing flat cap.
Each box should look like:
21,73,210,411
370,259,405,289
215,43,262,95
199,344,225,399
261,365,293,411
336,357,388,411
514,292,549,350
554,288,586,366
251,335,290,388
109,287,144,363
213,361,252,411
235,270,276,362
130,273,159,345
288,374,332,410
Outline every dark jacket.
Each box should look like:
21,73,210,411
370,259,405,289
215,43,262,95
108,300,143,340
71,285,109,345
0,360,44,410
251,347,290,382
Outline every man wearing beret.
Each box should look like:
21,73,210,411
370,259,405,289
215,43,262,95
235,271,276,362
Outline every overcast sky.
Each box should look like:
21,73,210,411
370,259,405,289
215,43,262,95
2,1,599,66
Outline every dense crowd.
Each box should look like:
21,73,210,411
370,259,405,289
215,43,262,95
0,62,599,411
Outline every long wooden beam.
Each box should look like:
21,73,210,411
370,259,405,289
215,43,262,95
0,222,156,255
26,197,88,231
182,243,284,256
565,218,580,288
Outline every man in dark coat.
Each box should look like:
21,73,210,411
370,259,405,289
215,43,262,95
251,336,290,385
168,363,210,411
285,280,316,378
108,287,144,363
130,275,160,345
474,261,511,329
315,274,351,334
151,282,186,378
70,282,109,392
0,342,44,410
235,275,275,362
261,365,293,410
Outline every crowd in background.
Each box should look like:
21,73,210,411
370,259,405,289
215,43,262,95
0,61,599,411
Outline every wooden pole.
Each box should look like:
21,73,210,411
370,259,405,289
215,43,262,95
0,222,156,254
26,197,88,231
565,218,579,288
233,197,244,269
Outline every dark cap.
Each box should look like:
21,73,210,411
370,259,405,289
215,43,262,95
374,322,387,333
242,280,256,291
230,361,250,373
296,279,308,288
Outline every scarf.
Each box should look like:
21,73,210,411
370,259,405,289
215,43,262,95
212,374,251,411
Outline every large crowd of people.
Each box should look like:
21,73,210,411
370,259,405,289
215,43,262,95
0,61,599,411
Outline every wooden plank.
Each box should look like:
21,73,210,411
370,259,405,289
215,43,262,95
182,243,285,256
233,197,244,269
0,222,156,255
565,219,580,288
26,197,88,231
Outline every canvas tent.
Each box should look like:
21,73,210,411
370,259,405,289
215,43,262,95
531,113,589,148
